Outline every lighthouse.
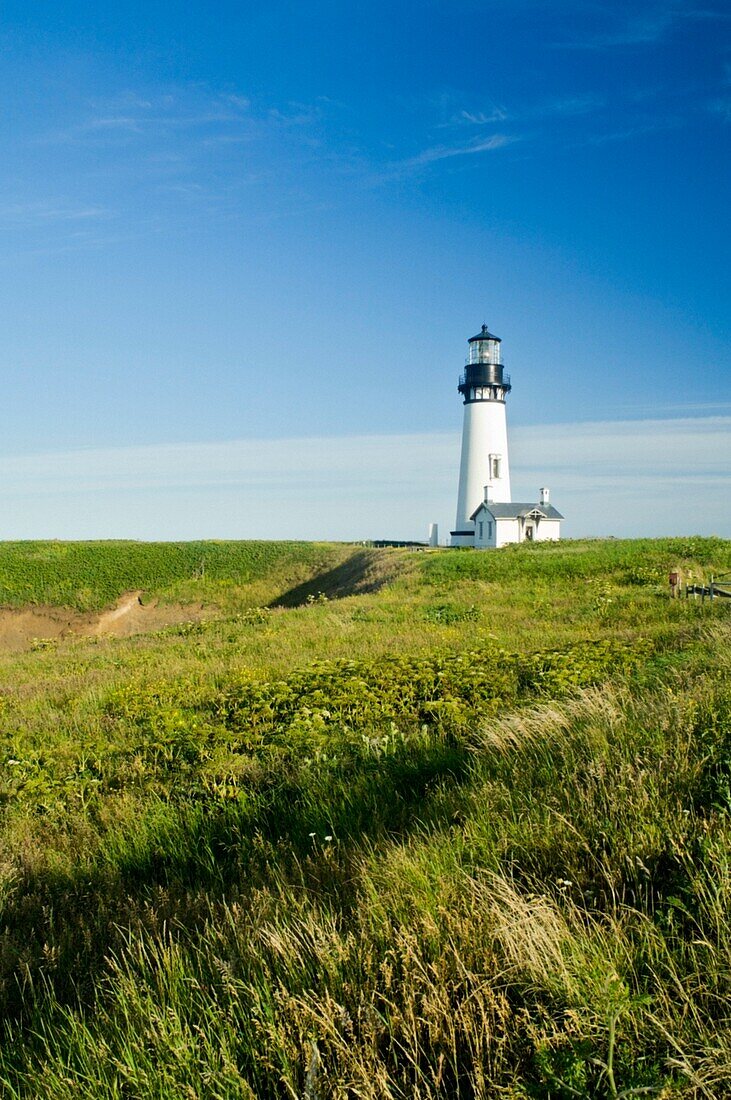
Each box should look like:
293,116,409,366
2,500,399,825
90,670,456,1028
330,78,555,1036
451,324,512,546
449,322,564,548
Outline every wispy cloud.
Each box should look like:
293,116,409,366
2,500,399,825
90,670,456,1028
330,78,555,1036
390,133,519,176
223,94,251,111
17,83,339,243
534,94,607,117
267,103,321,127
444,68,727,152
709,98,731,120
439,90,672,152
0,201,112,225
40,86,254,147
553,4,729,50
629,400,731,414
69,108,249,141
0,417,727,540
48,87,333,149
513,415,730,480
454,94,604,128
458,107,509,125
581,117,681,144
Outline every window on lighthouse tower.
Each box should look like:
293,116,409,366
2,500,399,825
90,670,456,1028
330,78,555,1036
490,455,502,480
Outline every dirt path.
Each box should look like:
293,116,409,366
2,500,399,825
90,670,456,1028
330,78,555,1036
0,591,205,652
94,591,144,633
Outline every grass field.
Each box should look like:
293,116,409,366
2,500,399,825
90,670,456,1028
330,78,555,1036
0,537,729,1097
0,540,346,611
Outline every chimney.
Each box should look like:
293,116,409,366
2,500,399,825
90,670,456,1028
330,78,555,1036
540,487,550,506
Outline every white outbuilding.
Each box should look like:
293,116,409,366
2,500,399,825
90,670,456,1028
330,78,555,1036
470,488,563,548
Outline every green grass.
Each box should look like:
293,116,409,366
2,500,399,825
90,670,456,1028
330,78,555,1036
0,539,342,611
0,537,729,1096
421,534,731,584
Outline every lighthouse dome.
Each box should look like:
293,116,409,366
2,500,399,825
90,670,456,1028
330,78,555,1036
468,324,501,343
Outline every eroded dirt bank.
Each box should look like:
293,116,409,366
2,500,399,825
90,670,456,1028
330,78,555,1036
0,592,205,652
0,547,410,652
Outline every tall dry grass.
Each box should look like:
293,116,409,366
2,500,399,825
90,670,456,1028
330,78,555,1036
1,637,730,1097
0,540,730,1096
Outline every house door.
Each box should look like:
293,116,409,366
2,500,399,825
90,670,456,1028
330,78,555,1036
525,524,534,541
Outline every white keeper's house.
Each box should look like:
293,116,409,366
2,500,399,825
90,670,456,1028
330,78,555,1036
470,488,563,548
450,323,564,548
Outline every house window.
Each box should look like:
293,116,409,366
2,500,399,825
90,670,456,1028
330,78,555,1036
487,521,493,538
478,521,484,539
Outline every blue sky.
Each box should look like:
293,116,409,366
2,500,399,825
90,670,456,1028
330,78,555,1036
0,0,728,539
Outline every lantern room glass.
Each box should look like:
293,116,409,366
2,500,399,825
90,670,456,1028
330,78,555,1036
469,339,500,366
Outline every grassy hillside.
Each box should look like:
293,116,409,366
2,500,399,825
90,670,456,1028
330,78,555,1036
0,540,344,611
0,538,729,1097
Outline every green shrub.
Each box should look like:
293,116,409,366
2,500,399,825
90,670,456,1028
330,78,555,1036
423,602,480,624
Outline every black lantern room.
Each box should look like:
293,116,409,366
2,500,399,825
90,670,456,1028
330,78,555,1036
458,323,511,403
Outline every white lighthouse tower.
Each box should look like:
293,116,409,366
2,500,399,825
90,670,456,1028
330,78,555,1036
451,324,512,547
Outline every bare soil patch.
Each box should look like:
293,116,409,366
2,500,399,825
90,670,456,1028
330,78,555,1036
0,592,206,652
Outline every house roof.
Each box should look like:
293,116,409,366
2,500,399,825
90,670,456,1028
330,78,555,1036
470,501,565,521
